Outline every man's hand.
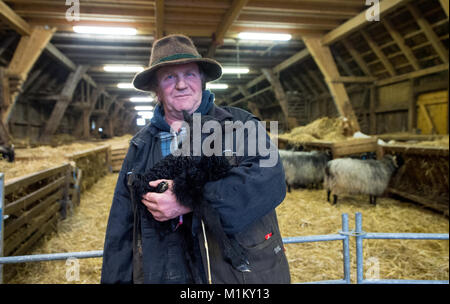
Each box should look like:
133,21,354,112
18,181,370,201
141,179,192,221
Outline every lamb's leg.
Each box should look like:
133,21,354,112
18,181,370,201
327,190,331,202
196,199,250,272
333,194,338,205
286,181,291,193
370,196,377,206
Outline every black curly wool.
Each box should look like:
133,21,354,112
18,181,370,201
129,111,250,273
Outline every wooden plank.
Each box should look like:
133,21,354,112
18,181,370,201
361,29,396,76
408,79,416,132
322,0,412,45
40,65,88,142
439,0,449,17
419,104,437,134
2,26,56,124
369,85,377,134
331,76,376,83
5,176,65,215
383,18,420,71
66,145,110,160
376,64,449,86
207,0,249,58
303,36,360,133
4,163,70,195
341,39,372,76
6,205,59,256
380,143,449,156
387,187,448,216
262,68,289,128
4,189,62,239
407,3,448,64
332,137,378,158
0,0,31,35
154,0,164,39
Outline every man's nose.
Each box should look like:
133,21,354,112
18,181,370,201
175,76,187,89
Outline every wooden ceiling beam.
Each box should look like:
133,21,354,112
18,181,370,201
439,0,449,17
407,3,448,64
0,0,31,35
154,0,164,40
322,0,412,46
246,1,361,16
303,36,360,133
360,29,396,77
207,0,249,58
383,18,420,71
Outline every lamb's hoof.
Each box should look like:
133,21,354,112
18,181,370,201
235,263,251,273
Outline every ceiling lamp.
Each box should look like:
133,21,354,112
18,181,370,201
73,26,137,35
222,67,249,74
237,32,291,41
117,83,134,89
130,97,154,102
137,111,154,119
104,65,144,73
134,106,154,111
206,83,229,90
136,118,146,126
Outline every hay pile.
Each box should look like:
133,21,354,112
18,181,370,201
278,117,349,143
276,189,449,283
4,173,118,284
0,135,132,182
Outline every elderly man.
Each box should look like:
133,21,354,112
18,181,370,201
101,34,290,284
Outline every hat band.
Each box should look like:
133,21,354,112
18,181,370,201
154,53,201,66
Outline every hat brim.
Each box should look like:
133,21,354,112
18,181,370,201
132,57,223,92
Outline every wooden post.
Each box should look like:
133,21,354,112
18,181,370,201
237,85,263,119
3,26,56,124
369,85,377,134
439,0,449,17
303,36,360,133
262,68,290,130
408,79,417,132
40,65,88,142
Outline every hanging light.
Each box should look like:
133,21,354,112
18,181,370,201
206,83,229,90
73,26,137,36
238,32,291,41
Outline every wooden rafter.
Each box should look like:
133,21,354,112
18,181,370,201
303,36,360,133
207,0,249,58
0,0,31,35
341,39,372,76
262,68,289,129
40,65,89,142
155,0,165,40
407,3,449,64
3,26,56,124
322,0,412,46
383,18,420,71
439,0,449,18
360,29,396,77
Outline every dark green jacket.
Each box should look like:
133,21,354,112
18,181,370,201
100,105,290,284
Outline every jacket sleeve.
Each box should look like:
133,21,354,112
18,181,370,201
100,157,134,283
203,117,286,235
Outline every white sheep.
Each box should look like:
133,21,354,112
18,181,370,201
324,154,404,205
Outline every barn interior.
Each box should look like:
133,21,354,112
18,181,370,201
0,0,448,284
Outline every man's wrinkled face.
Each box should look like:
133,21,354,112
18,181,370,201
155,62,203,116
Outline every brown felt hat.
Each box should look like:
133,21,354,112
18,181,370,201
132,34,223,92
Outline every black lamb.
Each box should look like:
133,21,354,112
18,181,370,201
128,111,250,273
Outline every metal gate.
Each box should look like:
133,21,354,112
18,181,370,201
1,173,448,284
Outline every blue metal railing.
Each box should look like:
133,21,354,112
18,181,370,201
354,212,449,284
0,174,448,285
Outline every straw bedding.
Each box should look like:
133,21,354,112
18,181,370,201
278,117,349,143
4,177,448,283
0,135,132,181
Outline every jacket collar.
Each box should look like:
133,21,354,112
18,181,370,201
131,105,234,148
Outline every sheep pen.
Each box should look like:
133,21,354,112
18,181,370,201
3,174,448,283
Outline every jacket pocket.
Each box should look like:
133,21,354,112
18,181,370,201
233,211,291,284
